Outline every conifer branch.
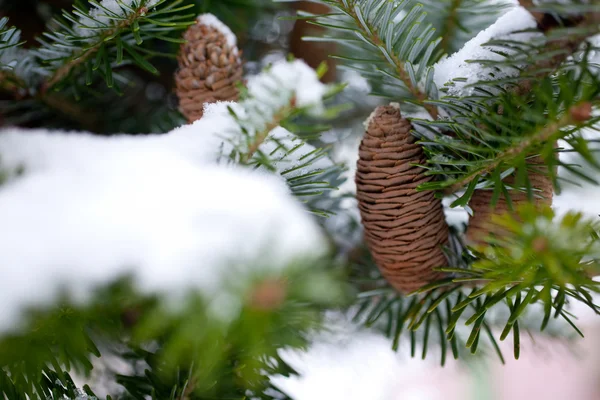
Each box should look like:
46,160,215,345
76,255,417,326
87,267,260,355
331,0,439,119
36,0,195,92
439,0,462,55
240,98,296,164
45,4,151,89
516,11,600,95
0,70,97,130
444,104,585,194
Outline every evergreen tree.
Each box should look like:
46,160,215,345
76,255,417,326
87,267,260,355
0,0,599,398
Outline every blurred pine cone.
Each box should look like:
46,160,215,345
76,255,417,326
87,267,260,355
175,15,243,122
466,155,554,247
356,105,449,294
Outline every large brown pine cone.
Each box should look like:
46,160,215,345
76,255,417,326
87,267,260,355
356,105,450,294
466,155,554,246
175,15,244,122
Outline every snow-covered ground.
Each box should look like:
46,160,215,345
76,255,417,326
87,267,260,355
274,310,600,400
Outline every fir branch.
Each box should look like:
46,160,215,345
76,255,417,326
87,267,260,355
44,3,151,88
304,0,442,118
444,104,582,194
332,0,438,118
350,205,600,362
438,0,462,55
37,0,195,91
240,98,295,164
0,17,25,69
207,60,346,216
0,70,26,95
0,69,98,130
335,1,437,118
516,11,600,95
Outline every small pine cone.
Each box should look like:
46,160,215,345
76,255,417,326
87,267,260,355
356,105,450,294
466,155,554,246
175,15,244,122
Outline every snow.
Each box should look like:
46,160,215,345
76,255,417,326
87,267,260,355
0,59,333,332
184,59,330,161
0,127,326,331
271,312,470,400
247,59,327,110
198,13,237,48
340,69,371,94
433,6,540,96
363,102,401,130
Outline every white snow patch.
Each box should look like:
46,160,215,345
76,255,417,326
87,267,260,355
248,59,327,110
0,59,334,331
198,13,237,48
258,126,334,178
340,69,371,94
433,6,540,96
271,313,468,400
0,127,326,331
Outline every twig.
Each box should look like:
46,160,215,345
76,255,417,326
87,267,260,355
334,0,439,120
240,98,296,164
45,6,150,88
444,108,577,194
0,70,99,130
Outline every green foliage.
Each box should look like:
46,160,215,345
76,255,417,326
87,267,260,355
2,0,600,397
416,69,600,206
0,261,348,399
404,0,512,55
219,63,347,216
295,0,442,117
0,0,195,133
0,17,25,70
303,0,600,362
36,0,195,91
349,207,600,363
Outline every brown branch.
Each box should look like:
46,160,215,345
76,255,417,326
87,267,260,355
181,376,198,400
1,70,98,130
515,12,598,96
240,98,296,164
335,1,439,120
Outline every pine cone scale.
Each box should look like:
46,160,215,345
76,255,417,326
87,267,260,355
176,16,244,122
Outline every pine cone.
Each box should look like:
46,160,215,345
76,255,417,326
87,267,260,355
466,155,554,246
175,15,244,122
356,105,450,294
